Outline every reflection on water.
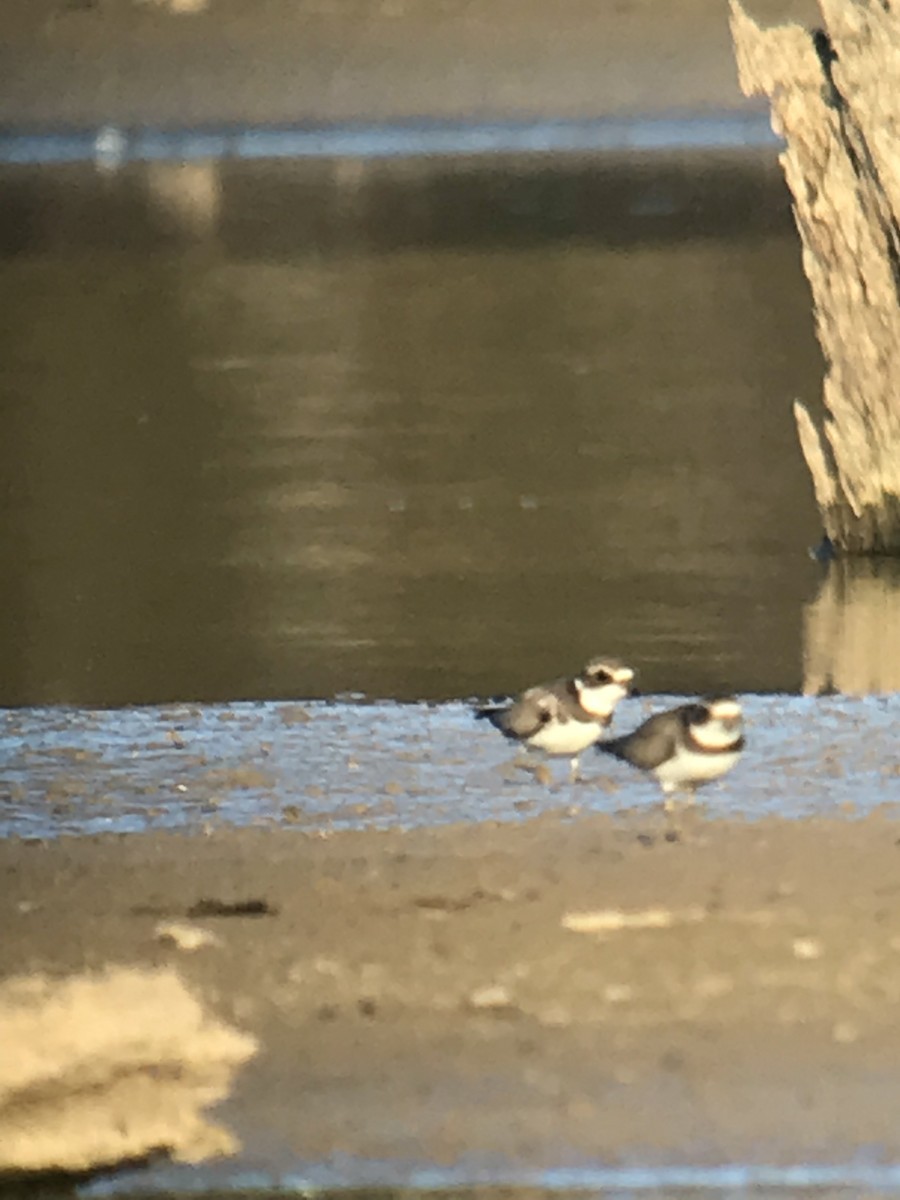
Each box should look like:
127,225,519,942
5,693,898,840
78,1163,900,1199
143,161,223,237
0,111,779,168
804,558,900,696
0,150,826,706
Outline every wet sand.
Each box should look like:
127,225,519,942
6,811,900,1176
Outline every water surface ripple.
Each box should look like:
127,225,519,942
2,693,898,840
82,1155,900,1200
0,111,779,167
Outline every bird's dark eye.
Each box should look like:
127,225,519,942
589,669,612,685
538,707,554,724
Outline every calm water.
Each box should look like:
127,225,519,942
0,149,826,708
6,144,900,1200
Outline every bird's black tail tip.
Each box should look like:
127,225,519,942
596,737,625,758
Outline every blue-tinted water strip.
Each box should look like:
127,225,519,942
0,110,780,167
84,1157,900,1197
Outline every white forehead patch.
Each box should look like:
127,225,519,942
709,699,741,721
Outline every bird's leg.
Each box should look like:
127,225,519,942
568,755,582,783
662,787,699,847
512,756,553,786
662,784,697,815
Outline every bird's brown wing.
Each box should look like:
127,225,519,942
597,708,683,769
475,692,548,740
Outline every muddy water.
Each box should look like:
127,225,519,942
0,150,828,708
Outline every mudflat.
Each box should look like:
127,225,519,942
5,810,900,1175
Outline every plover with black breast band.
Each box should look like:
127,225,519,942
596,695,744,804
475,656,636,781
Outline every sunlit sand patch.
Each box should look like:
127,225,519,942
0,967,255,1174
562,906,706,934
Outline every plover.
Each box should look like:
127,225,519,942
475,656,635,781
596,695,744,800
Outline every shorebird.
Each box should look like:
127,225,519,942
596,695,744,802
475,656,635,781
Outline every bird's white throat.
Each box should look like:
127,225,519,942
575,679,629,719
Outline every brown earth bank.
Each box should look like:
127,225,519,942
0,0,822,128
5,811,900,1176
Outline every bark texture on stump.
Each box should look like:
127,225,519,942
732,0,900,553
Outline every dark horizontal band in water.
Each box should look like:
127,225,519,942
0,109,779,167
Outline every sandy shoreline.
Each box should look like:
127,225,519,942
6,811,900,1177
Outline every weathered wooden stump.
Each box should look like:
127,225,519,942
732,0,900,554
